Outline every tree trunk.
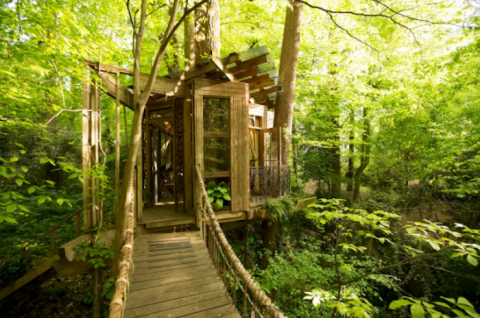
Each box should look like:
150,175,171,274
293,123,299,185
346,111,354,191
195,0,220,64
261,220,279,269
273,0,304,166
184,11,195,62
353,107,370,201
112,0,184,277
331,116,341,196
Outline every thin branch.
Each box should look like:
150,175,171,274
147,4,167,16
325,11,377,52
126,0,136,34
43,109,91,133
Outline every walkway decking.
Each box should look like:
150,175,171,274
125,232,241,318
139,202,195,229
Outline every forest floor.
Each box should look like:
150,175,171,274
2,273,94,318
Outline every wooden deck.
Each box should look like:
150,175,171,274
139,201,196,229
139,201,247,230
125,232,241,318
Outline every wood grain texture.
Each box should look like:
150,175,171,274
124,232,240,318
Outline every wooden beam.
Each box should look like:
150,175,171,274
249,79,275,90
236,68,259,80
138,73,186,97
250,85,282,98
211,52,237,82
228,54,268,74
241,74,270,84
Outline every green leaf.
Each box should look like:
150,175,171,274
3,216,17,224
411,304,425,318
467,254,478,266
28,187,36,194
457,297,474,309
6,204,17,213
21,166,28,172
57,198,64,206
389,299,414,310
38,196,47,205
429,241,440,251
15,179,23,186
223,193,231,201
248,237,254,244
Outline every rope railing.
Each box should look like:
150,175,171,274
108,177,136,318
195,165,287,318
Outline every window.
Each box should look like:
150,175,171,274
203,98,230,174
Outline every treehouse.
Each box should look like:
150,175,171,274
82,46,291,232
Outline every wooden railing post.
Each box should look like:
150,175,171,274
50,229,56,257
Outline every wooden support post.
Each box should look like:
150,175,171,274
115,72,120,210
136,119,143,221
82,65,92,230
49,230,56,257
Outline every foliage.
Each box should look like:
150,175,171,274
74,235,113,269
261,197,296,223
389,296,480,318
206,181,231,209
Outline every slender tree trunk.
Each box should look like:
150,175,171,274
261,220,279,269
346,111,354,191
293,123,299,185
184,11,195,62
262,1,303,268
167,34,181,73
353,107,370,200
195,0,220,64
112,0,184,277
273,0,304,166
331,116,341,196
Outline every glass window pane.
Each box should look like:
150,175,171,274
204,137,230,172
204,98,230,132
150,108,173,119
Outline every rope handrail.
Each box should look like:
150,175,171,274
108,178,135,318
195,164,287,318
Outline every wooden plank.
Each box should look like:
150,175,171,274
184,84,193,212
228,54,268,74
138,73,186,98
248,104,266,117
144,216,196,229
250,85,282,98
131,258,213,276
0,255,60,301
211,52,237,82
125,281,224,309
204,171,230,178
130,270,216,291
250,79,275,90
125,289,230,318
241,74,270,84
128,275,221,300
82,65,91,230
97,70,134,109
180,304,240,318
296,196,317,210
235,67,259,80
194,93,203,226
129,298,233,318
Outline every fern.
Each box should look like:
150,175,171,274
262,197,295,222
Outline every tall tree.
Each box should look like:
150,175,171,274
262,0,304,269
274,0,304,166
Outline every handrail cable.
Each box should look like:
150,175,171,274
195,164,287,318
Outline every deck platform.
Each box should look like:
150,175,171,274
139,201,195,229
125,232,241,318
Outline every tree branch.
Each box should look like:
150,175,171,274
147,4,167,17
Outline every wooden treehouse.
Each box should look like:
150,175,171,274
83,46,291,232
1,47,317,318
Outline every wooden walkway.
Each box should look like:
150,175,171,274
125,232,241,318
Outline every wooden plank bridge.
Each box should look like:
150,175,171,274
125,232,240,318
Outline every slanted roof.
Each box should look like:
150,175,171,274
167,46,282,109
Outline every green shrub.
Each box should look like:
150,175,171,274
261,197,295,223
